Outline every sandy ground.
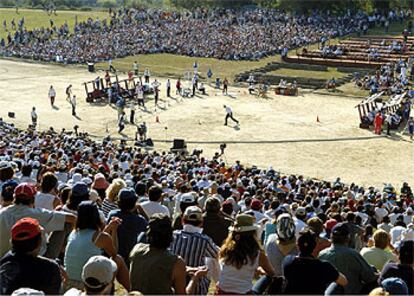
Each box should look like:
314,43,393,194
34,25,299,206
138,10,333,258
0,59,412,188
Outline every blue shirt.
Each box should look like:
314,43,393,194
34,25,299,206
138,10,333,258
107,209,147,263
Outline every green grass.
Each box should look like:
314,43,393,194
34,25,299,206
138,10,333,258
268,67,348,80
97,54,282,81
0,8,108,39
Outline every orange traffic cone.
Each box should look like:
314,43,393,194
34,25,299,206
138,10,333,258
155,115,160,123
316,116,320,123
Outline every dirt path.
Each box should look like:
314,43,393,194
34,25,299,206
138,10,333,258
0,59,412,188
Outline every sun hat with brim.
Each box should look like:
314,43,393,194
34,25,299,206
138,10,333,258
229,214,259,233
82,255,117,289
14,183,37,199
11,217,41,241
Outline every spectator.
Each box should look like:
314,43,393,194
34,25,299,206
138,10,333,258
283,230,348,294
129,214,206,294
0,183,75,258
217,214,275,294
64,255,117,296
360,229,397,271
107,188,147,265
0,218,62,294
170,206,219,295
102,179,125,218
202,197,233,246
64,200,130,291
35,172,61,210
319,223,377,294
140,185,170,218
380,240,413,295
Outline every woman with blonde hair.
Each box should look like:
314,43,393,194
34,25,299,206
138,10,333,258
101,178,126,217
216,214,275,294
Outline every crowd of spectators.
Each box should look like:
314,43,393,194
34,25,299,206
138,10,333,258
0,118,412,295
0,8,370,63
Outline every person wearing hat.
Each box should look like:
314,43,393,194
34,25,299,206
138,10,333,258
91,173,109,201
64,255,117,296
217,214,275,295
172,192,197,230
0,183,76,259
106,188,147,265
0,179,18,208
380,240,413,295
319,223,377,294
35,172,61,211
170,206,219,295
0,218,62,294
62,182,91,215
294,206,307,237
265,213,297,276
202,197,233,247
380,277,409,295
282,230,348,295
129,214,207,294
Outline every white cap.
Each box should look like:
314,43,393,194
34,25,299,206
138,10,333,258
11,288,44,296
82,255,117,288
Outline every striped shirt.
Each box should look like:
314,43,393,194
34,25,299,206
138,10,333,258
101,198,118,218
171,227,219,295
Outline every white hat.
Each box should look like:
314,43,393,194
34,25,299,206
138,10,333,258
11,288,44,296
82,255,117,289
181,193,196,204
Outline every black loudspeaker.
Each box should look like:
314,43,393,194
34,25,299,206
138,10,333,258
172,139,186,150
88,63,95,73
8,112,15,118
146,138,154,147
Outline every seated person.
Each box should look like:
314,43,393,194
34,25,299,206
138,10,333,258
248,83,255,94
198,83,206,95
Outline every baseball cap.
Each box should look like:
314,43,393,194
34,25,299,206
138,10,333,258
381,277,409,295
324,219,338,232
1,179,18,200
295,206,306,217
11,218,41,241
14,183,36,199
180,193,196,204
11,288,45,296
183,206,203,222
82,255,117,289
251,199,262,211
118,188,137,201
331,223,350,237
72,182,89,196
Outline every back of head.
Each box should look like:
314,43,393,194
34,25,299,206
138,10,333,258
307,217,324,234
40,172,58,193
147,214,173,249
331,223,350,245
297,230,317,257
205,197,220,213
148,185,162,202
398,240,414,265
76,201,102,231
82,255,117,295
373,229,390,250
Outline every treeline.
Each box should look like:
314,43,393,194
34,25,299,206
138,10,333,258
1,0,414,12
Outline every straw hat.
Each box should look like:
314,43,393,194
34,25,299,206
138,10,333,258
229,214,258,233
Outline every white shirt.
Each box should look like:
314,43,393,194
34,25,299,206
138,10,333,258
35,192,57,210
294,217,307,237
140,200,170,218
71,96,76,107
31,110,37,119
225,106,232,114
48,88,56,97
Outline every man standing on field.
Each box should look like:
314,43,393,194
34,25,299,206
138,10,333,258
223,105,239,126
48,85,56,107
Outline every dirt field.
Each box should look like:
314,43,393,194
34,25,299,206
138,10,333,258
0,59,412,188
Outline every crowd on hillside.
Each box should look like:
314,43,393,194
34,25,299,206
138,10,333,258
0,118,412,295
0,8,374,63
